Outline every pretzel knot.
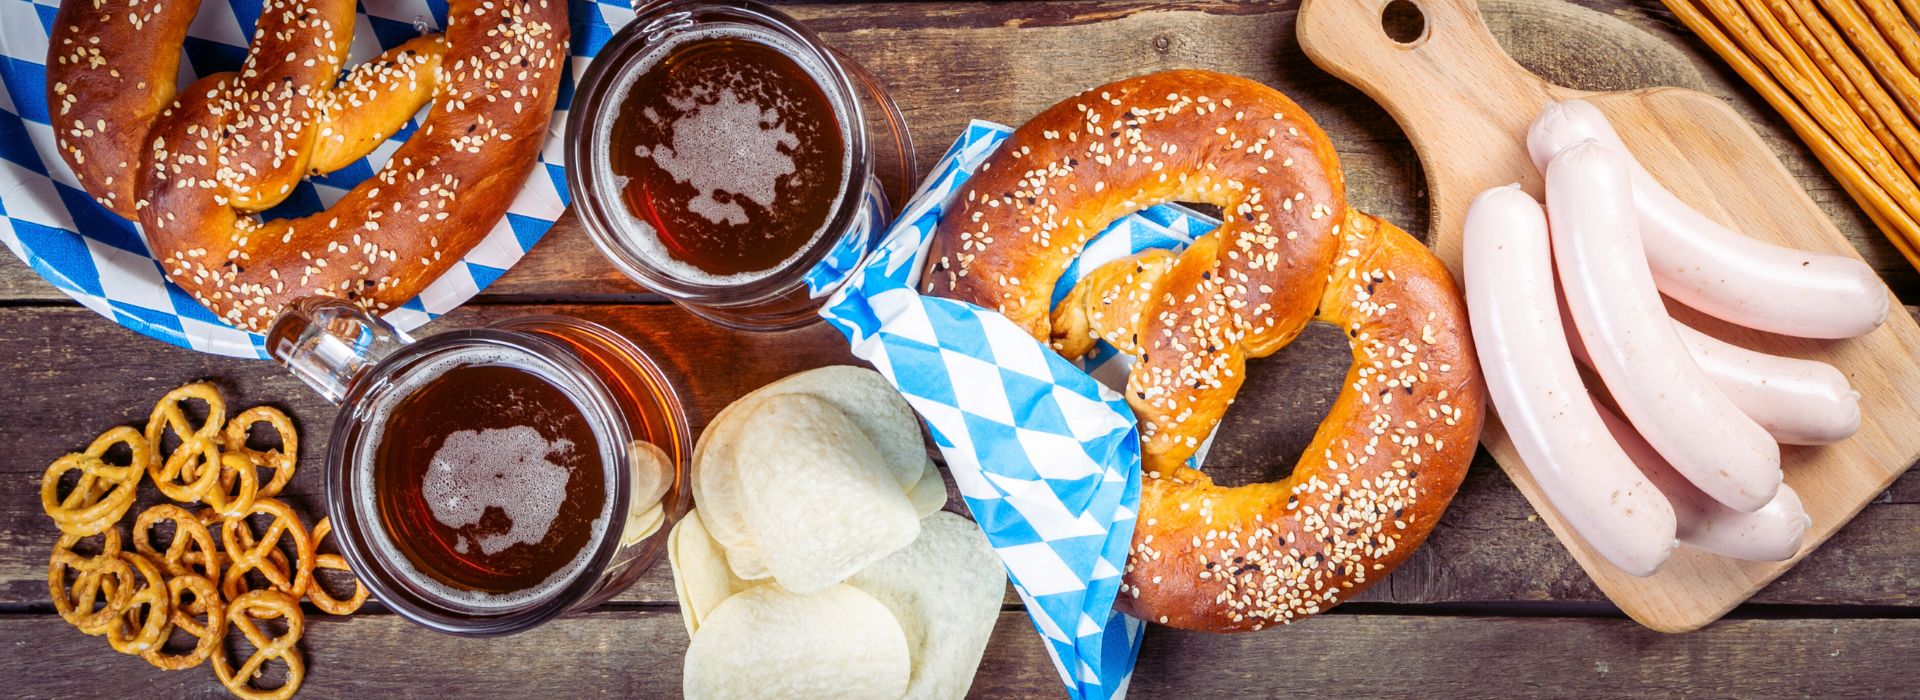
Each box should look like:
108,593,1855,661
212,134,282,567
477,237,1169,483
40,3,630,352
47,0,571,330
104,551,173,655
224,406,297,500
48,530,133,635
144,382,226,503
40,427,148,536
307,517,369,615
133,504,222,582
213,590,306,700
140,573,226,671
220,499,315,601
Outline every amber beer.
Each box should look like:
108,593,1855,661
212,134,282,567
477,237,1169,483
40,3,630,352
570,0,915,331
606,29,849,280
367,354,610,602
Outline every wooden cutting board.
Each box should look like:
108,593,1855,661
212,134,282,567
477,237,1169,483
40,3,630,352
1297,0,1920,632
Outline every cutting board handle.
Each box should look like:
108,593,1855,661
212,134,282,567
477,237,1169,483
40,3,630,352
1298,0,1561,261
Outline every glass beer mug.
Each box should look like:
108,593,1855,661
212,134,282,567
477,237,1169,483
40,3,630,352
267,298,691,636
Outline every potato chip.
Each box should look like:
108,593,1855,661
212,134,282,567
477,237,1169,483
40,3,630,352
738,394,919,593
690,391,760,556
847,512,1005,700
908,457,948,517
760,366,926,489
683,584,910,700
668,509,752,635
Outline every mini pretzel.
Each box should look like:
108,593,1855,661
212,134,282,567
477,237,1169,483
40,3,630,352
145,383,226,503
203,453,262,519
307,517,369,615
49,530,133,635
133,504,221,582
105,551,173,655
140,573,226,670
224,406,298,499
213,590,306,700
41,426,148,536
221,499,314,601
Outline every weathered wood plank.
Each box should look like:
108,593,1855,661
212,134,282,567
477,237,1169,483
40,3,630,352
4,305,1916,610
3,0,1915,303
3,610,1916,697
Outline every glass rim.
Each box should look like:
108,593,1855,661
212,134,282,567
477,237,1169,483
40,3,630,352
323,327,636,636
565,0,875,306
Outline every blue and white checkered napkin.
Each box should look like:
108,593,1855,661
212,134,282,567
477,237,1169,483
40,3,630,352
821,121,1221,700
0,0,645,358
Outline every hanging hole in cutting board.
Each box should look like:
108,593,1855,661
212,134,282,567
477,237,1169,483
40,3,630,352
1381,0,1426,46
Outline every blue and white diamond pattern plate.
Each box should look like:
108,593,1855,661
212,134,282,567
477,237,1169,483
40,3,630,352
0,0,641,358
821,121,1221,700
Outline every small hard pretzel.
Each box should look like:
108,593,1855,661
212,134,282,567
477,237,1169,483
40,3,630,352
40,426,148,536
133,504,222,582
105,551,173,655
212,590,306,700
203,453,262,519
145,383,226,503
307,517,369,615
140,573,226,671
220,499,314,601
224,406,298,500
49,530,133,635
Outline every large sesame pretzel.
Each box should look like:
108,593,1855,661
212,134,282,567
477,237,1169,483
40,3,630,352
46,0,570,330
924,71,1485,631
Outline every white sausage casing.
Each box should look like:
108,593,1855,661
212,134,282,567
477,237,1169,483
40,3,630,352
1464,184,1676,576
1547,141,1782,513
1558,303,1861,446
1596,405,1810,562
1675,324,1860,445
1527,99,1887,340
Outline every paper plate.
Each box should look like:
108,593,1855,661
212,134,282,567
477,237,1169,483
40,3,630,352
0,0,637,358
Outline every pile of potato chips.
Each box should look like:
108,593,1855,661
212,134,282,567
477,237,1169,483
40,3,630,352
672,367,1005,699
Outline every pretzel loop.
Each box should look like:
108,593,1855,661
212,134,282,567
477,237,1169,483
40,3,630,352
105,551,173,655
144,382,226,502
139,573,226,670
212,590,306,700
48,531,133,635
220,499,315,600
307,517,370,615
224,406,298,499
133,503,222,582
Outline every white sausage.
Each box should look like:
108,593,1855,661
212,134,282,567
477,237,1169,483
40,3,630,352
1547,141,1782,513
1528,99,1888,340
1596,405,1810,562
1559,300,1861,445
1674,324,1860,445
1464,184,1676,576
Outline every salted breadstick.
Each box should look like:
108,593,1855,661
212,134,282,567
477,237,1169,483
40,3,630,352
1671,0,1920,268
1764,0,1920,182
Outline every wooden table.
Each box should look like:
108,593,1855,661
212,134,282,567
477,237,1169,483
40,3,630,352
6,1,1919,696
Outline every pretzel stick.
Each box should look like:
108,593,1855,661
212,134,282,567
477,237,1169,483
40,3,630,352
1664,0,1920,268
1819,0,1920,119
1763,0,1920,180
1735,0,1920,179
1901,0,1920,28
1857,0,1920,79
1699,0,1920,223
1758,0,1920,183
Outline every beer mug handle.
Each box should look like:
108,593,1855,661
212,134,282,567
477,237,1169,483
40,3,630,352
265,297,413,404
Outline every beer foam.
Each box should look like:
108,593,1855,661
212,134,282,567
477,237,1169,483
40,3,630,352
595,24,853,286
355,346,614,613
423,426,573,556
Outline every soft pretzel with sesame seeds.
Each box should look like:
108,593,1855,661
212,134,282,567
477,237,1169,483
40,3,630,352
46,0,567,331
923,70,1485,631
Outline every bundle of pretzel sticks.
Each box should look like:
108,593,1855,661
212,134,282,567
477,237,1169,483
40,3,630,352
40,382,365,700
1664,0,1920,271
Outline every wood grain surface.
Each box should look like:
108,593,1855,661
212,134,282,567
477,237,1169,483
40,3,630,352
1300,0,1920,633
4,0,1918,697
